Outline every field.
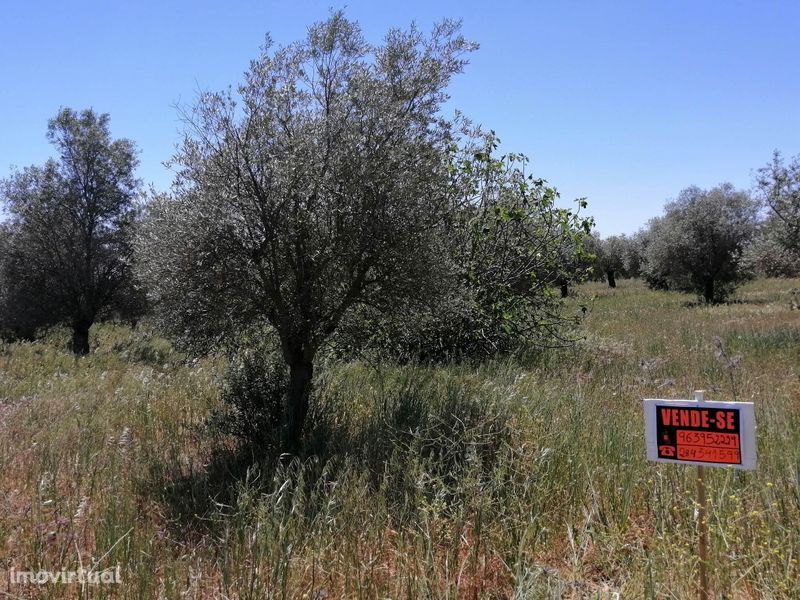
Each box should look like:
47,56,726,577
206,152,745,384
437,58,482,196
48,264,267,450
0,278,798,599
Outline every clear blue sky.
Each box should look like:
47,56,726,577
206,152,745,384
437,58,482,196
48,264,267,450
2,1,798,234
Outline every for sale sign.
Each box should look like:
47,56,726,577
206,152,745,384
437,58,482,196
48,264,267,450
643,398,756,470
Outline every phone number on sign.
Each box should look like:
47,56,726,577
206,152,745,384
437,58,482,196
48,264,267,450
677,445,740,464
676,430,740,448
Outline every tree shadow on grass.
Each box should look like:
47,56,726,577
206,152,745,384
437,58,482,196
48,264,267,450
680,296,771,308
144,422,371,539
724,297,771,306
142,439,273,539
680,299,704,308
144,374,512,539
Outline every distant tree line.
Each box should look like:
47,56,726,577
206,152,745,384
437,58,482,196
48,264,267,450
588,160,800,303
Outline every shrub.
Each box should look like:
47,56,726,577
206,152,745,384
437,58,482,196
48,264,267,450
210,345,288,451
112,329,174,366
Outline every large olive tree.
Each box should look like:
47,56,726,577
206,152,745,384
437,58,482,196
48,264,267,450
642,184,758,303
0,108,140,353
137,14,477,447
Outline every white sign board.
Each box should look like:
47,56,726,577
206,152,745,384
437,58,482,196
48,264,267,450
643,398,756,470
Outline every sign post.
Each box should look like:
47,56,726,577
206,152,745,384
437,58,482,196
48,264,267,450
643,390,756,599
695,391,709,600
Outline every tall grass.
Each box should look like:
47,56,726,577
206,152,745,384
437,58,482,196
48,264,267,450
0,279,798,598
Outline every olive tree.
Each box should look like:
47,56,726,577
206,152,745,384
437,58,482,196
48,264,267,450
623,231,646,279
0,108,140,353
592,234,646,286
741,217,800,277
756,151,800,254
642,184,758,303
594,234,631,287
136,14,477,448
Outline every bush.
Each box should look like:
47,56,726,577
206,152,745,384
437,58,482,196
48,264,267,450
210,345,288,451
112,330,174,366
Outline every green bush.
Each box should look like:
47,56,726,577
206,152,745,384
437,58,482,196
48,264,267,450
210,346,287,451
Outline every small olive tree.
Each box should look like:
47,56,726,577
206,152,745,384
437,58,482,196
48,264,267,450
594,234,631,287
591,234,645,286
136,14,477,448
0,108,140,353
642,184,758,303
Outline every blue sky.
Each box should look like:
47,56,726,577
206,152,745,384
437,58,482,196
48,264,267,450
1,1,798,234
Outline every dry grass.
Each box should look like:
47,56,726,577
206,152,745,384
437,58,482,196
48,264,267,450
0,278,798,598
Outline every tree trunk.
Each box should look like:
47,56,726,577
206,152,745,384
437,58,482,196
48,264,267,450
560,283,569,298
703,277,715,304
71,320,91,356
606,270,616,288
284,356,314,450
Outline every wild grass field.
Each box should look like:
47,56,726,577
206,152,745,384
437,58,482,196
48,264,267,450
0,278,798,599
